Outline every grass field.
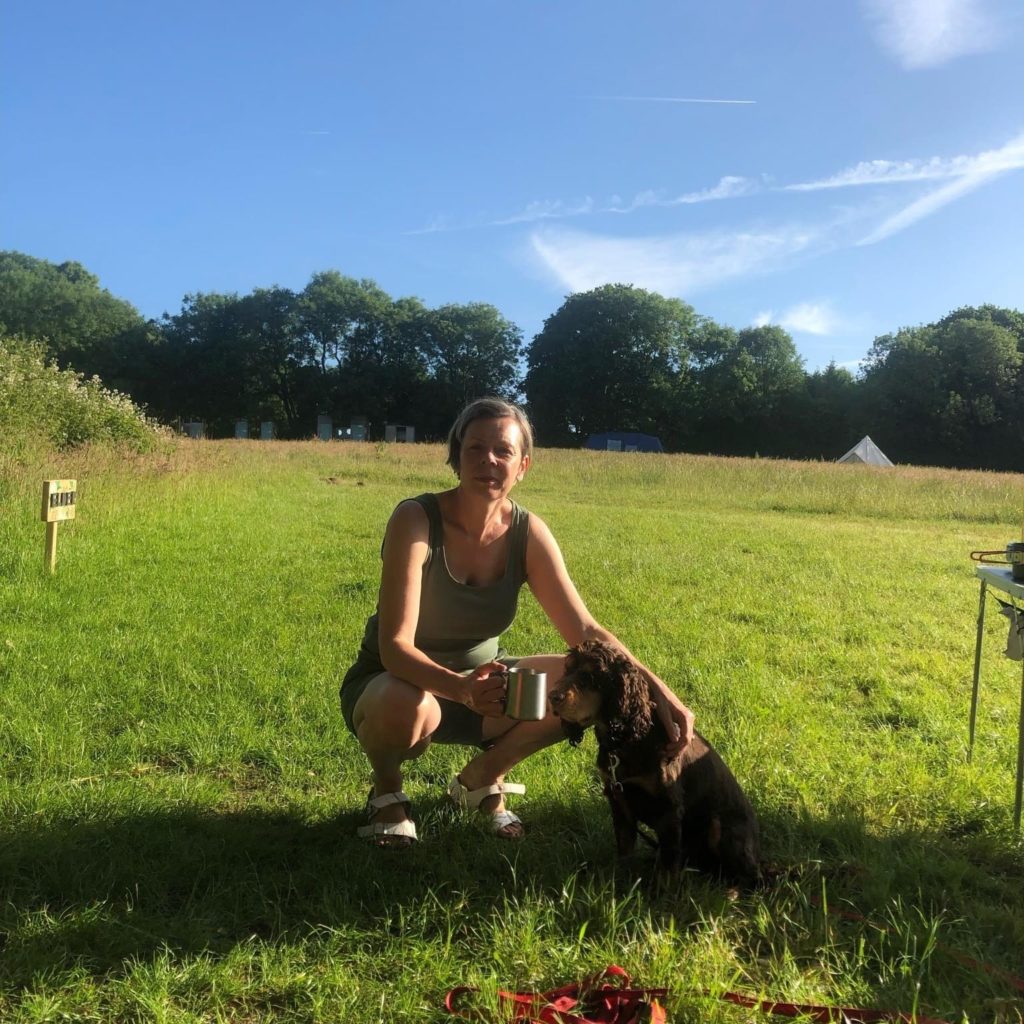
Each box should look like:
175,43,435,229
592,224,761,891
1,440,1023,1023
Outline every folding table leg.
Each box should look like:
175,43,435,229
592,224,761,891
1016,657,1024,830
969,580,987,761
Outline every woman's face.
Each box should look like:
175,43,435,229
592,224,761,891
458,416,530,498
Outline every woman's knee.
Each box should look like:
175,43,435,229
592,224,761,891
353,674,441,745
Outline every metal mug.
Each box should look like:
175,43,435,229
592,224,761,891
503,666,548,721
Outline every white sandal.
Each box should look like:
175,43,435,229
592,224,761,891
357,790,418,845
447,776,526,836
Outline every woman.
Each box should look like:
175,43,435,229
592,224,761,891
340,397,694,845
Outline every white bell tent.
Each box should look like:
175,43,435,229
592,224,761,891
837,435,894,467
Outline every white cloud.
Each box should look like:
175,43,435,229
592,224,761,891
406,175,761,233
491,197,596,226
787,156,972,191
530,222,822,296
784,303,840,335
786,133,1024,192
857,132,1024,244
609,176,758,213
857,169,1000,244
522,128,1021,291
861,0,1002,68
498,176,758,224
422,129,1024,236
752,303,840,335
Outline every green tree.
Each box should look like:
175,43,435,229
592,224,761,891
525,284,695,448
333,294,433,435
378,296,433,428
415,303,523,436
690,323,805,455
795,361,859,459
239,287,305,430
297,271,393,374
158,292,254,431
0,250,152,387
861,317,1022,468
158,288,310,435
159,275,431,438
935,304,1024,347
321,287,425,435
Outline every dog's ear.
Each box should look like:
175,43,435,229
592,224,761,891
605,651,653,743
561,720,586,747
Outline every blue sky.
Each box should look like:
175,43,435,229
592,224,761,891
4,0,1023,370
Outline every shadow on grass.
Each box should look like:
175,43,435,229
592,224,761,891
1,792,1022,1002
0,793,613,984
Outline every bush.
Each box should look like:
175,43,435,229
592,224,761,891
0,336,169,456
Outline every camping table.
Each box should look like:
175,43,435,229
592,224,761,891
969,565,1024,828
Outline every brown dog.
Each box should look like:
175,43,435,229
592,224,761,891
549,640,760,887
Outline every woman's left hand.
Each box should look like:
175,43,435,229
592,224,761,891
650,680,695,757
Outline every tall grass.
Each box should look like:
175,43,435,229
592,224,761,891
1,440,1023,1022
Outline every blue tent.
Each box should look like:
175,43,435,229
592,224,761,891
585,431,664,453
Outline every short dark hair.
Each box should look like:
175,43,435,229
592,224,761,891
446,397,535,474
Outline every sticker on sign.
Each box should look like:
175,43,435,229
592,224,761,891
41,479,77,522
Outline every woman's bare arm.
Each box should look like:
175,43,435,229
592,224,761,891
525,513,695,753
376,501,503,711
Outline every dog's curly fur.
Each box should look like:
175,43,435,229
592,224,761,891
550,640,761,887
559,641,653,749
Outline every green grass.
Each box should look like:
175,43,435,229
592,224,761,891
1,440,1023,1022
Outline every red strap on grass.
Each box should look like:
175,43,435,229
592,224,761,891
446,979,942,1024
446,920,1024,1024
445,965,667,1023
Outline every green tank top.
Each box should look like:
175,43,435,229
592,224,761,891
353,492,531,673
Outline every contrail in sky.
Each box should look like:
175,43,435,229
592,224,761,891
596,95,756,104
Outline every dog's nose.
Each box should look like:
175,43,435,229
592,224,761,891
548,689,565,708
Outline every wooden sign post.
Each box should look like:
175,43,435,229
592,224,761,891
41,479,76,574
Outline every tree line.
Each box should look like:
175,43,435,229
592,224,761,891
1,250,1021,470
